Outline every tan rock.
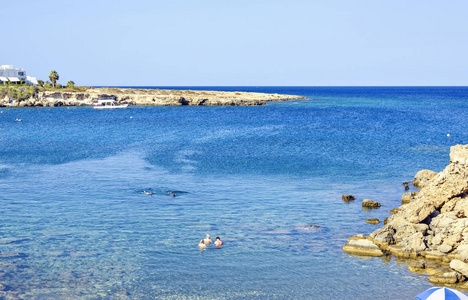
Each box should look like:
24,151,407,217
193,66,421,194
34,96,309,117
370,225,396,245
362,199,381,208
413,169,437,188
408,260,426,273
342,237,384,257
404,232,427,252
402,192,419,205
438,244,453,254
366,218,380,224
425,263,453,276
345,145,468,273
451,145,468,165
450,259,468,277
428,271,460,284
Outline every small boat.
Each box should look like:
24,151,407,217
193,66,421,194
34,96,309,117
93,99,128,109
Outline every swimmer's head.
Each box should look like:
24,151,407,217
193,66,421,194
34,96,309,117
216,237,220,240
200,239,204,244
206,234,210,239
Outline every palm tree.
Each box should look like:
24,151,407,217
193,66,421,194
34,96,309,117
66,80,75,87
49,70,59,88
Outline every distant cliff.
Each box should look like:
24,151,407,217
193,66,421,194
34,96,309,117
0,87,306,107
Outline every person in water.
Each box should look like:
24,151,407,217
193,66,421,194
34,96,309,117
198,239,206,250
143,191,153,196
203,234,212,246
214,237,223,247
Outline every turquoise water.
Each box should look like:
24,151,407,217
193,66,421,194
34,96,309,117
1,87,468,299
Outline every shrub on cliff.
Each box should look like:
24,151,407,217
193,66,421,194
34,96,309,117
0,85,39,101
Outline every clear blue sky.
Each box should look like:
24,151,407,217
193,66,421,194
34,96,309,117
3,0,467,86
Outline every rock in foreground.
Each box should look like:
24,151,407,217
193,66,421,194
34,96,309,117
343,144,468,286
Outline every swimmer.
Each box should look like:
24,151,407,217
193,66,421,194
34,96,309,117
198,239,206,250
214,237,223,247
169,192,177,197
143,191,153,196
203,234,212,246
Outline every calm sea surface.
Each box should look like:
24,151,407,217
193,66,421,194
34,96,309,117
1,87,468,299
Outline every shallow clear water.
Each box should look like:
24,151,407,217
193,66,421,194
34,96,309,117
1,87,468,299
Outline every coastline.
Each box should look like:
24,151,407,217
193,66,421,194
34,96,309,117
1,86,467,298
0,86,306,107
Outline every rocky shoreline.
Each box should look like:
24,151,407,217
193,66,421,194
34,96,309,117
343,144,468,288
0,87,306,107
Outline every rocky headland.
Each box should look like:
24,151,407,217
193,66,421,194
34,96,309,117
343,144,468,287
0,87,306,107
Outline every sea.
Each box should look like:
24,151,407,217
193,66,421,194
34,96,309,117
1,86,468,299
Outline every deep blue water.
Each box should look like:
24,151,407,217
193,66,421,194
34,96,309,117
1,87,468,299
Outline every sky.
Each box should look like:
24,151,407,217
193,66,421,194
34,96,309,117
2,0,467,86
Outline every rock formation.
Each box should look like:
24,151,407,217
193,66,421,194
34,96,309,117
362,199,381,208
343,144,468,286
342,195,355,202
0,87,306,107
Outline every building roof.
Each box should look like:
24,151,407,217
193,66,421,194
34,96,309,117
0,76,8,81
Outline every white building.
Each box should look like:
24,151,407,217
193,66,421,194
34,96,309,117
0,65,38,85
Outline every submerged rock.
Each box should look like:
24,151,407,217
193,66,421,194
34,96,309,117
0,253,21,258
366,218,380,224
294,224,321,233
342,195,355,202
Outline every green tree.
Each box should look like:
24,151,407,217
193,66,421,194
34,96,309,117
56,83,62,89
37,80,44,87
49,70,59,87
66,80,75,87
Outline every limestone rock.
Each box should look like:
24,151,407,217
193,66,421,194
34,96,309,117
428,271,461,284
370,225,396,245
362,199,381,208
402,192,419,204
342,236,384,257
450,259,468,277
404,232,427,252
413,169,437,188
366,218,380,224
438,244,453,254
408,260,426,273
1,87,306,107
344,144,468,281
